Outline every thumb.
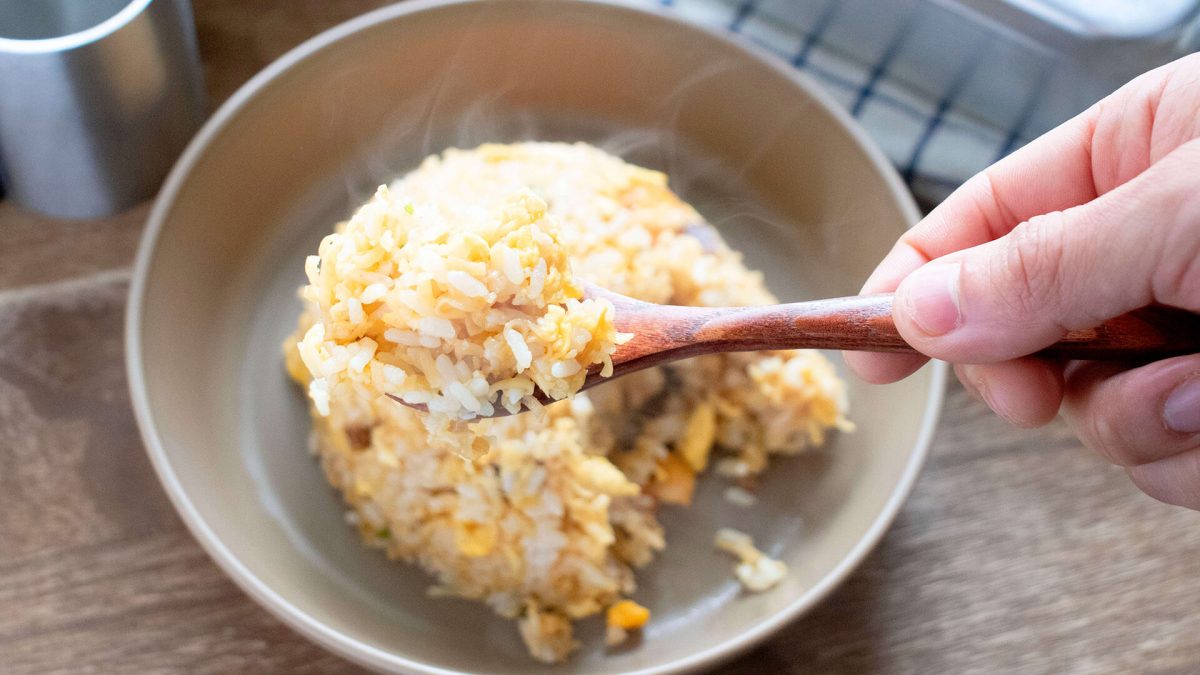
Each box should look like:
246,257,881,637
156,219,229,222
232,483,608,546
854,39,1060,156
892,140,1200,364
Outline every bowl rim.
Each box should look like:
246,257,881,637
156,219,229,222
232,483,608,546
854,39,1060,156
126,0,946,672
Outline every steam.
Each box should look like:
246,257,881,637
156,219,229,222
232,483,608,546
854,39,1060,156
327,4,848,299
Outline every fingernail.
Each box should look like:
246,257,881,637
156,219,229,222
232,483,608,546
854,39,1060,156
1163,376,1200,434
902,262,961,336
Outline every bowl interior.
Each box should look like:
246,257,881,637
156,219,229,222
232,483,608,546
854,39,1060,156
132,1,939,672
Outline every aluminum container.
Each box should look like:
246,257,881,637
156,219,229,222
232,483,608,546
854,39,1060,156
0,0,204,218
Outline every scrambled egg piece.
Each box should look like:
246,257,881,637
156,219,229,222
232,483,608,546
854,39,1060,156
714,528,788,592
605,599,651,646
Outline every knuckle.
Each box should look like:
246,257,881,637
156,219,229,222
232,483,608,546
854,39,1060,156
1149,142,1200,309
994,213,1069,323
1069,379,1160,467
1156,246,1200,309
1080,406,1139,467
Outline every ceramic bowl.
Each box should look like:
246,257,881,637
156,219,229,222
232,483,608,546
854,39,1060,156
127,1,945,672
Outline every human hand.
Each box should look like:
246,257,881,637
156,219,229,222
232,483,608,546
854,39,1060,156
844,54,1200,509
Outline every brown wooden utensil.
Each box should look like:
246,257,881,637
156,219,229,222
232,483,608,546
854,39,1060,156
391,286,1200,418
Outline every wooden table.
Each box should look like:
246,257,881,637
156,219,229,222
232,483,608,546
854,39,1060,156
3,2,1198,672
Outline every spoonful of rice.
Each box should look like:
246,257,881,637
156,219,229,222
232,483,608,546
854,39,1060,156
396,284,1200,418
295,183,1200,423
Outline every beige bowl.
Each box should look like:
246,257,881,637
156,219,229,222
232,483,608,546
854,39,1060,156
127,1,945,672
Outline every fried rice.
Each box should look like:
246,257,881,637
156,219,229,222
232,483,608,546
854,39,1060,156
284,142,850,662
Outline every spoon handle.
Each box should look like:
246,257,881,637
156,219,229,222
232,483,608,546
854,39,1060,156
681,293,1200,360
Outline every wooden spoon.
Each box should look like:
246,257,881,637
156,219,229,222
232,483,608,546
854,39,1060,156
392,286,1200,417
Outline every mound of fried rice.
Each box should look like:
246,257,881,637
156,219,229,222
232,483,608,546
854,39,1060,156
296,184,628,426
285,142,851,662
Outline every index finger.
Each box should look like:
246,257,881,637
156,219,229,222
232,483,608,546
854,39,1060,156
873,106,1102,293
844,84,1105,383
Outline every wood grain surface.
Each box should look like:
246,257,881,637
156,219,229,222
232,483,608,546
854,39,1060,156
3,1,1200,673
